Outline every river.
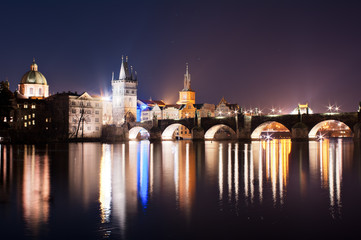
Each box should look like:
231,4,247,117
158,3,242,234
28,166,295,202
1,139,361,239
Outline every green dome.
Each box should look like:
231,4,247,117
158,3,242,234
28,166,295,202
20,60,47,85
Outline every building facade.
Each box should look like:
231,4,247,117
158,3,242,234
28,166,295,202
215,97,239,117
47,92,104,139
112,56,138,125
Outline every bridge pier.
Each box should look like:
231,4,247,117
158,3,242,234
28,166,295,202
191,127,204,140
291,122,309,141
149,127,162,141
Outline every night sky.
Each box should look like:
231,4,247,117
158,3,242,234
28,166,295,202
1,0,361,112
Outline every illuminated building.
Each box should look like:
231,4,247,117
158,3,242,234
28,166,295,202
215,97,239,117
18,59,49,99
47,92,106,139
162,105,180,119
176,63,195,105
290,103,313,114
112,56,138,125
137,99,166,121
194,103,215,117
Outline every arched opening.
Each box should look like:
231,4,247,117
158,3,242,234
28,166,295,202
129,127,150,140
308,120,352,139
162,124,191,140
251,121,291,140
204,124,236,140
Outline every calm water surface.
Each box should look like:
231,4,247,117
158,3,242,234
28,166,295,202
1,139,361,239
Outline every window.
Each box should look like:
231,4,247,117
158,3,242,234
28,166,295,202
131,90,134,94
87,127,91,130
95,118,99,123
39,88,42,95
86,117,91,123
96,127,99,131
72,101,75,105
28,114,31,119
188,105,192,109
72,109,76,113
126,90,129,94
24,122,27,127
80,102,83,106
95,110,99,114
32,113,35,118
29,88,33,95
28,121,31,126
24,115,27,120
87,102,91,107
73,118,77,123
46,118,48,122
32,120,35,125
24,103,28,109
31,103,36,109
86,110,91,114
95,103,99,107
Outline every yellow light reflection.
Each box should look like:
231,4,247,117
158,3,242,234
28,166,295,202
99,144,112,223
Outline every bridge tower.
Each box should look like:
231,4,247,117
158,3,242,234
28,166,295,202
176,63,195,105
112,56,138,125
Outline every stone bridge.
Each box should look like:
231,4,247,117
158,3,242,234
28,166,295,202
124,112,361,141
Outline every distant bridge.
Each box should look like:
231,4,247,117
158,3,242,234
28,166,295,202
125,112,361,141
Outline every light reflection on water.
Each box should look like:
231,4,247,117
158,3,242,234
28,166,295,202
0,139,360,239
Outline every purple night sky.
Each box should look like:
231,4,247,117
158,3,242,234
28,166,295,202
0,0,360,113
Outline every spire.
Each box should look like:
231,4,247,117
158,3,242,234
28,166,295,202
135,71,138,81
183,62,191,90
112,71,114,81
119,56,130,80
126,56,128,62
130,66,134,80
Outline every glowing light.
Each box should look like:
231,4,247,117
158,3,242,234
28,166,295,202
102,96,111,101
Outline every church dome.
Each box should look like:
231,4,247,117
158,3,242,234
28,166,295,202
20,59,47,85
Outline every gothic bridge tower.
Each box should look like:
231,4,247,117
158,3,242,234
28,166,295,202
112,56,138,125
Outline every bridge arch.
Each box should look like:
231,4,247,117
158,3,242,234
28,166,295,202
204,124,236,140
308,120,353,139
162,123,190,140
129,127,150,140
251,121,291,140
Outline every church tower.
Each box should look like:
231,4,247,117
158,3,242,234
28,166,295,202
112,56,138,125
176,63,195,105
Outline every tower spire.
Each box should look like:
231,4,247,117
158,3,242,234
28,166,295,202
183,63,191,90
119,55,131,79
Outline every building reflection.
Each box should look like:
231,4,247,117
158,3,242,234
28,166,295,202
0,144,13,202
161,141,196,216
69,143,102,208
22,145,50,236
309,139,350,218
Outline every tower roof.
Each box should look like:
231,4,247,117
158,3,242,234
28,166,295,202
20,59,47,85
119,55,131,80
